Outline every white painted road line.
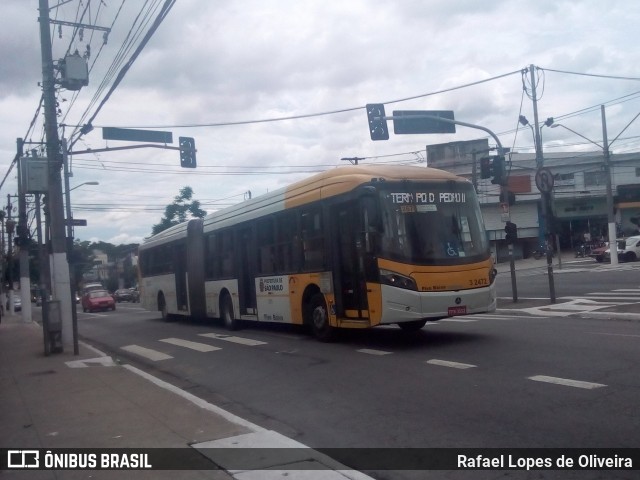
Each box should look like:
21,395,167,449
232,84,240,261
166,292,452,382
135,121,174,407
528,375,606,389
199,333,267,346
159,338,222,352
121,344,173,361
357,348,393,356
426,359,477,369
440,318,477,323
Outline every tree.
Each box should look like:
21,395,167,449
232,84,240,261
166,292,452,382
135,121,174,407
151,186,206,235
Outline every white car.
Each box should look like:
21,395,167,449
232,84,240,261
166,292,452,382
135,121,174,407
604,235,640,262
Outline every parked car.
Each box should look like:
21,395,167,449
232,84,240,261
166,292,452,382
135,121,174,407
6,294,22,312
82,289,116,313
129,287,140,302
114,289,134,302
589,243,610,263
604,236,640,262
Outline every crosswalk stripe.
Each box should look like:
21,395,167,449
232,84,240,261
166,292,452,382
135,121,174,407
426,359,476,369
159,338,221,352
199,333,267,346
121,345,173,361
358,348,393,356
528,375,606,389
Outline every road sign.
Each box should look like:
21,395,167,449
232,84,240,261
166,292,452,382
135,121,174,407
68,219,87,226
535,167,555,193
102,127,173,144
392,110,456,134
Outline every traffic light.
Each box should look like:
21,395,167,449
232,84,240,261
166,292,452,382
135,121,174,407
366,104,389,141
480,157,491,179
491,155,506,185
179,136,197,168
504,221,518,244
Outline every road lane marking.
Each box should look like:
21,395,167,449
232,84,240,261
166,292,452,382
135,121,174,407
159,338,221,352
357,349,393,356
528,375,606,389
199,333,267,346
121,345,173,361
587,332,640,338
426,359,476,369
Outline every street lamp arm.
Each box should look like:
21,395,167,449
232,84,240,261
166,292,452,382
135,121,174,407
551,124,603,150
68,181,99,193
609,110,640,148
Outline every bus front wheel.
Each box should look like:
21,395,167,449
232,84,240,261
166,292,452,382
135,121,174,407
309,294,334,342
398,319,427,332
221,294,239,331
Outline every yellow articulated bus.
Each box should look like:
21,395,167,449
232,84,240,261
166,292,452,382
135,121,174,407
138,165,497,341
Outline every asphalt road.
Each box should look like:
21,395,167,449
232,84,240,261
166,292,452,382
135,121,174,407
77,261,640,480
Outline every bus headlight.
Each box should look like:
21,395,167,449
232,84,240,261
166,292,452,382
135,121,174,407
489,268,498,285
380,269,418,291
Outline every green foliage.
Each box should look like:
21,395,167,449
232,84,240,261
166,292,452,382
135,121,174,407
151,186,206,235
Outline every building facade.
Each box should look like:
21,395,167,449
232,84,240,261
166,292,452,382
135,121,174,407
427,140,640,260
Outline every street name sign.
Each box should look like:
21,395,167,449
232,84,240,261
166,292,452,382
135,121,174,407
102,127,173,144
393,110,456,134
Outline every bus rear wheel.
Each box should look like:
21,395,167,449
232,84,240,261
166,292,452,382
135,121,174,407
221,294,239,331
398,319,427,332
158,293,170,321
309,294,334,342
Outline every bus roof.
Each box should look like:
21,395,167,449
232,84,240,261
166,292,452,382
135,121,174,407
140,165,468,245
202,164,467,233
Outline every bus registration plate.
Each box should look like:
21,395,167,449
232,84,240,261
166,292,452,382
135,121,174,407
448,306,467,316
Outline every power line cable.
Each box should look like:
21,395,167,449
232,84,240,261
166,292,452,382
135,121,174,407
96,68,524,129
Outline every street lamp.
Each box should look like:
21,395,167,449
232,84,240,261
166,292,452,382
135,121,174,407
549,111,618,266
68,181,99,193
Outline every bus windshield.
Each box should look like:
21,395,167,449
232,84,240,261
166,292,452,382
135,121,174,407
378,181,489,265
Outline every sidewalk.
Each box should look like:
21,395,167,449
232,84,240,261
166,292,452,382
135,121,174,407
494,250,640,321
0,313,373,479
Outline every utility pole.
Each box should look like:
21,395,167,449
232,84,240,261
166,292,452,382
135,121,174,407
39,0,73,350
601,105,618,266
529,64,556,303
6,195,15,314
17,139,32,322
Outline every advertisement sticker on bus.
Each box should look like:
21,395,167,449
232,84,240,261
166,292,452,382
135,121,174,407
256,276,292,324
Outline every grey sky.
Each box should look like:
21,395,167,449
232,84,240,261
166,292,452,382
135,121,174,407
1,0,640,245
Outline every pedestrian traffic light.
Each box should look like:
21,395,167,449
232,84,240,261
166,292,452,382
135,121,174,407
179,136,197,168
366,104,389,141
491,155,506,185
480,157,491,179
505,221,518,244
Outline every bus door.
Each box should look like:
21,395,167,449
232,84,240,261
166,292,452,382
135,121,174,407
174,242,188,311
238,226,257,315
332,202,369,319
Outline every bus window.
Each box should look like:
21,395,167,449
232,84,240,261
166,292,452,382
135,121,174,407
257,218,276,275
301,207,325,271
275,212,297,273
220,230,235,278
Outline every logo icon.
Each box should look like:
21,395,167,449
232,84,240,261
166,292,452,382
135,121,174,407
8,450,40,469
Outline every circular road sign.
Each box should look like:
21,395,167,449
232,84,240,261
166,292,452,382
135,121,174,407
535,167,554,193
